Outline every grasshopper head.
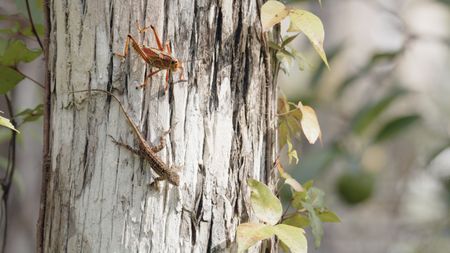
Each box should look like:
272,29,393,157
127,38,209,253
171,59,185,80
171,59,183,72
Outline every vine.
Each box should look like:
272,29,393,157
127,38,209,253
236,1,339,252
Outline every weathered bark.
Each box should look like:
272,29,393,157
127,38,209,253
39,0,276,252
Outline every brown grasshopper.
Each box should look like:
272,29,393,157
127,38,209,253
115,22,185,92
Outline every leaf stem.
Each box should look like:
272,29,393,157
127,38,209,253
25,0,44,52
13,67,44,89
276,108,298,117
276,102,300,117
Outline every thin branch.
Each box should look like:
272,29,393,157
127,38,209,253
0,202,6,253
13,67,44,89
276,108,298,117
0,94,17,253
2,95,17,199
25,0,44,52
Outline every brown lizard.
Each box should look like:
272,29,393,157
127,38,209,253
71,89,180,186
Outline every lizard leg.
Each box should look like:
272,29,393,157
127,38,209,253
150,128,172,153
108,135,141,156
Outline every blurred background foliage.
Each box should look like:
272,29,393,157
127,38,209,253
277,0,450,252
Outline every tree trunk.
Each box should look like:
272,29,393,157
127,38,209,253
38,0,276,252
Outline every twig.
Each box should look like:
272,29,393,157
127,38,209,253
13,67,44,89
0,95,17,253
25,0,44,52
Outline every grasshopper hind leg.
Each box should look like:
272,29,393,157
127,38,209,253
137,68,163,89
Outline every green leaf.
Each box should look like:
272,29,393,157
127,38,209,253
0,40,42,66
374,114,420,142
337,171,375,205
20,24,45,37
303,180,314,191
281,34,300,47
0,40,8,56
15,104,44,123
279,119,290,149
303,202,323,248
288,9,329,68
370,51,399,63
236,223,275,253
278,103,301,149
291,191,307,209
261,1,289,31
0,65,24,94
269,41,295,57
318,210,341,223
0,115,19,133
286,109,302,134
269,41,284,51
248,179,283,225
352,89,406,135
283,213,310,228
273,224,307,253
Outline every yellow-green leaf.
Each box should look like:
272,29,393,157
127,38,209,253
0,115,19,133
283,214,310,228
236,223,275,252
287,139,299,164
248,179,283,225
291,191,307,210
318,210,341,223
298,102,321,144
288,9,329,68
279,119,289,149
273,224,307,253
303,180,314,191
261,1,289,31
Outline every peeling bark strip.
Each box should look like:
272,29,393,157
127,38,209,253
41,0,276,252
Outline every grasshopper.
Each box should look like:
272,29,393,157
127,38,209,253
115,22,185,92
